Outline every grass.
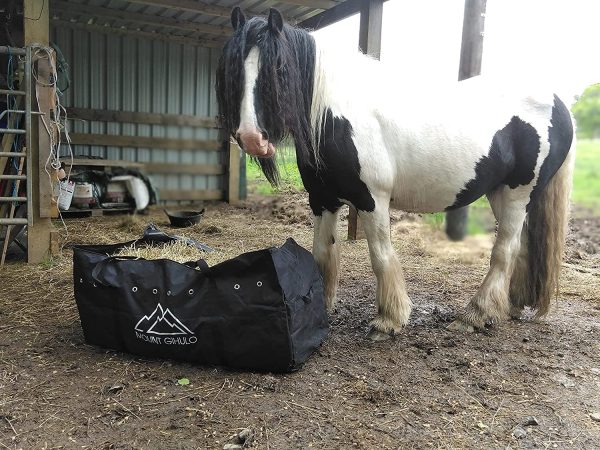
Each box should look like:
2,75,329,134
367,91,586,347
423,197,492,236
572,139,600,214
247,139,600,233
246,147,304,195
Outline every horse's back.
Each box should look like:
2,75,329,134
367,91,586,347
367,81,573,213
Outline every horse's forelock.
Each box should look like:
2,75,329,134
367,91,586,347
216,17,319,184
254,24,317,163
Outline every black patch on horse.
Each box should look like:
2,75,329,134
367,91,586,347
529,95,573,205
299,110,376,216
447,116,541,210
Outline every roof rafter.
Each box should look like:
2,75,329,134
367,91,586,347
51,0,231,36
124,0,327,21
52,19,226,48
127,0,341,14
299,0,389,31
280,0,339,9
125,0,233,19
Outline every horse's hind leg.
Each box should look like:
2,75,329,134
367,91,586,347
313,209,341,310
449,187,528,331
360,198,412,341
508,226,529,319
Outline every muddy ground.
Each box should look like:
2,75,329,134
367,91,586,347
1,191,599,449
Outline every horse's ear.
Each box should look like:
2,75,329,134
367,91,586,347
231,7,246,31
268,8,284,35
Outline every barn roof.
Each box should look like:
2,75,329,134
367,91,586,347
49,0,363,48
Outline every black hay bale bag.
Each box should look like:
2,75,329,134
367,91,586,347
72,228,328,373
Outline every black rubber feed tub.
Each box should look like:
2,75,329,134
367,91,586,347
164,208,205,227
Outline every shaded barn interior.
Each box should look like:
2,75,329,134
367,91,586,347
1,0,381,263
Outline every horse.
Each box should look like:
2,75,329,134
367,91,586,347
216,8,575,341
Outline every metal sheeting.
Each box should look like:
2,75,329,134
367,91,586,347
51,25,222,196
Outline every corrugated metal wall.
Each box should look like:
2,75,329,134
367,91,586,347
51,27,223,195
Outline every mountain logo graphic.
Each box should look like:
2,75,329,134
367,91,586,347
134,303,194,336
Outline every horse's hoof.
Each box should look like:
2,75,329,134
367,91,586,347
447,319,475,333
325,296,337,313
510,306,524,320
367,327,393,342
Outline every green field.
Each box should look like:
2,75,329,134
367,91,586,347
246,139,600,231
572,139,600,213
246,147,303,195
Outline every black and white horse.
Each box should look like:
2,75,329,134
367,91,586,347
216,8,575,340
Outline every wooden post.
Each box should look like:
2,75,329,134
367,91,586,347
359,0,383,58
24,0,53,263
227,141,241,204
457,0,487,82
445,0,487,241
348,0,383,240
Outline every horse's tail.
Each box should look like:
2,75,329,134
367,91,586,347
515,136,576,316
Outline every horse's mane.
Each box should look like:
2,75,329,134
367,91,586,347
216,16,317,184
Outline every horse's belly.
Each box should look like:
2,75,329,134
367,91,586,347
389,174,476,213
389,184,463,213
387,136,492,213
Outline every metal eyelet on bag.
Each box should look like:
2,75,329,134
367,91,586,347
152,289,158,295
79,278,83,284
256,281,262,287
93,283,97,288
188,289,194,295
132,286,138,293
234,284,240,290
167,290,172,296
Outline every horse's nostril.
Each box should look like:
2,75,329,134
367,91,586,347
261,131,269,141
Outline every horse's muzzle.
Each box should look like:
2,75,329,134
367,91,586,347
236,129,275,157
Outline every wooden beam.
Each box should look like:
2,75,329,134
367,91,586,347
227,142,241,204
445,0,487,241
125,0,316,20
51,0,230,37
272,0,338,9
51,19,225,48
299,0,388,31
159,189,223,201
359,0,383,58
24,0,53,264
68,133,222,151
145,162,225,175
458,0,487,81
348,0,383,241
66,107,216,128
125,0,234,19
65,158,145,169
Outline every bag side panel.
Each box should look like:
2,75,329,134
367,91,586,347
73,248,122,349
272,239,329,369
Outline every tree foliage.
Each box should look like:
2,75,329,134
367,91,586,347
572,83,600,138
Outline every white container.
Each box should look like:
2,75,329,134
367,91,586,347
54,180,75,211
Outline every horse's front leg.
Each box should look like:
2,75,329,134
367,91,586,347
312,209,341,310
360,199,412,341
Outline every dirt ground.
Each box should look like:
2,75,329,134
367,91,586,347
1,191,599,449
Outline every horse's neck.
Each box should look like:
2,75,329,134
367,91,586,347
312,39,378,101
310,37,381,143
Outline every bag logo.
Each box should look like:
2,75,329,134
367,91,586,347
134,303,197,345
